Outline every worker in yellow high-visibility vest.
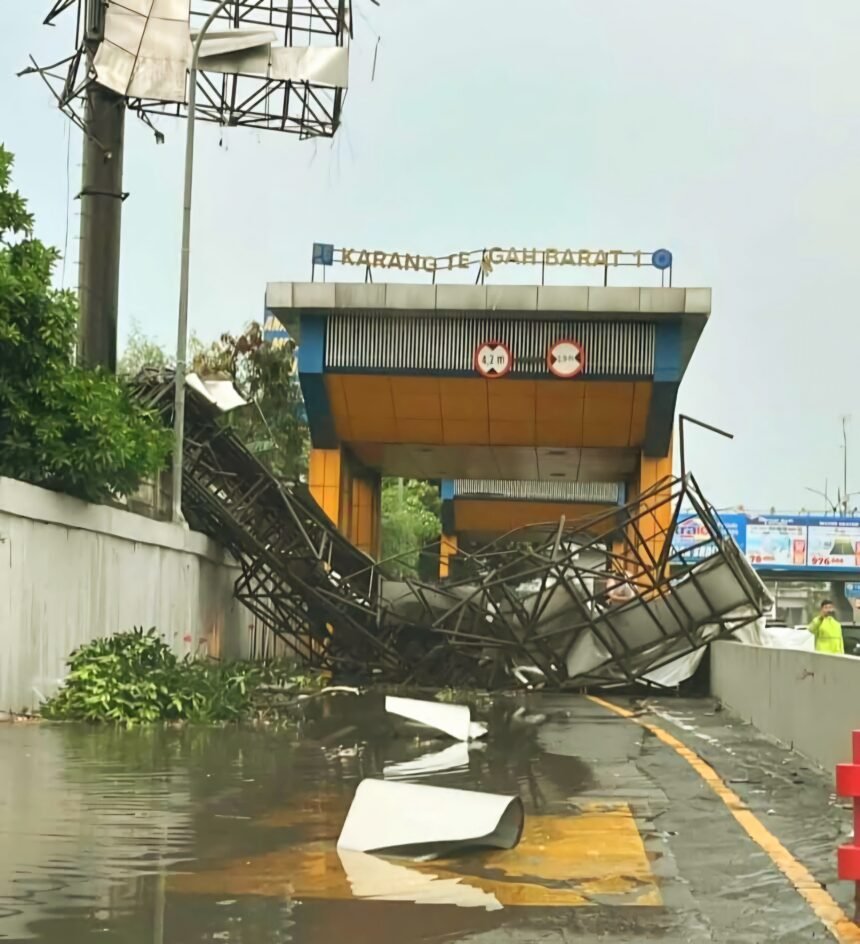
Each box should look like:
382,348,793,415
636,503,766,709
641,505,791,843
807,599,845,654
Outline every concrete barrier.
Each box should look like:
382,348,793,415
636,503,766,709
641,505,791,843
0,476,254,712
711,639,860,773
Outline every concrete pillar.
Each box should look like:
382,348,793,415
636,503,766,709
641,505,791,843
308,448,342,524
635,442,674,574
440,534,458,579
77,85,126,372
308,446,381,558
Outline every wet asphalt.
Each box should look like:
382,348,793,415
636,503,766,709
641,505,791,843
0,693,855,943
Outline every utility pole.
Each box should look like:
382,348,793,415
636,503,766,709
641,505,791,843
76,0,126,372
841,415,850,515
804,482,837,516
171,0,232,522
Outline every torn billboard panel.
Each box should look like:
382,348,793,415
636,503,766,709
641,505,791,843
385,696,487,742
30,0,351,139
95,0,191,101
337,780,525,860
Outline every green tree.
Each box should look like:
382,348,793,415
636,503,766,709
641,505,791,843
0,144,170,502
192,323,309,480
381,478,442,577
117,321,173,376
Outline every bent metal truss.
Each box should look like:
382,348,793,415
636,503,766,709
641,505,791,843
133,370,771,689
27,0,349,140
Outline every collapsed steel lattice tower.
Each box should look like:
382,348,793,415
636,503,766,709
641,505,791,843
134,370,771,689
23,0,351,371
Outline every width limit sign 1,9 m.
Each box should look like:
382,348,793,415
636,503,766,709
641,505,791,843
473,340,585,379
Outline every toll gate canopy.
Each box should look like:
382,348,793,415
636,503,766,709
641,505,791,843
266,279,710,559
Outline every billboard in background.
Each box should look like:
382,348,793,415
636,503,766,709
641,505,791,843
745,519,806,568
263,315,291,350
806,520,860,569
672,513,860,573
674,513,744,561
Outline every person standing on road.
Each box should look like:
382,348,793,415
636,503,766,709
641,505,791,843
807,599,845,654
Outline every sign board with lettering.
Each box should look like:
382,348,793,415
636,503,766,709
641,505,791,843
674,514,745,562
474,341,512,378
745,520,807,567
313,245,675,287
673,513,860,573
806,520,860,569
336,246,668,274
547,339,585,379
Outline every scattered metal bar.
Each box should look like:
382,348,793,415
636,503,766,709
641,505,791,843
130,370,771,689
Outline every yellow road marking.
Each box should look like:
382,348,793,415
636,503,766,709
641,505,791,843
171,805,660,908
588,695,860,943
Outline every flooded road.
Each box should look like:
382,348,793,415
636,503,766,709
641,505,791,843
0,694,856,943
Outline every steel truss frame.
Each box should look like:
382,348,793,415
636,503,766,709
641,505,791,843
26,0,349,140
132,371,771,690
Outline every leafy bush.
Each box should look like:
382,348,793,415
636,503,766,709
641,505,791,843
42,628,287,725
0,143,170,501
381,478,442,577
191,322,309,479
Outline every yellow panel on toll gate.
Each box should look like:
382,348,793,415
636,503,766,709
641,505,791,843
325,375,651,451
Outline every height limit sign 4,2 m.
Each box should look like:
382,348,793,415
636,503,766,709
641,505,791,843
547,339,585,378
475,341,513,378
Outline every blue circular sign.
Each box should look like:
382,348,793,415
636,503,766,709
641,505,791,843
652,248,673,270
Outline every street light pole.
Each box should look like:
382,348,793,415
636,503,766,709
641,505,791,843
172,0,230,523
841,415,850,516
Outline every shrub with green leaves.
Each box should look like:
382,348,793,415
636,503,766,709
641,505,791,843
42,629,277,725
0,143,170,501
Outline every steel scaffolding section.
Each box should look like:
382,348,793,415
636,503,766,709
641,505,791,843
132,371,771,689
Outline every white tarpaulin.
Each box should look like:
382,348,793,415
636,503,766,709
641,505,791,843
94,1,348,104
185,373,248,413
197,45,349,87
194,28,276,58
641,617,814,688
94,0,191,102
337,779,524,859
732,622,815,651
385,696,487,741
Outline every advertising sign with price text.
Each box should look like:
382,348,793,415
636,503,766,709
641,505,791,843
745,519,807,568
672,513,860,572
806,519,860,569
673,513,745,562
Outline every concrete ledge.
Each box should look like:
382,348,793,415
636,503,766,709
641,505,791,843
0,477,230,565
266,281,712,320
0,477,254,710
711,640,860,775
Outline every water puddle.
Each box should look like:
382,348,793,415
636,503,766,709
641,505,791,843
0,694,660,942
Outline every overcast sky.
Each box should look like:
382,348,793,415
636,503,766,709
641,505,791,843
3,1,860,511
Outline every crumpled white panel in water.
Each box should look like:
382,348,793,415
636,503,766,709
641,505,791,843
385,695,487,741
337,779,524,860
383,741,472,781
337,849,502,910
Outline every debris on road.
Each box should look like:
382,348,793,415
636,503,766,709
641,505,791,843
337,779,524,859
385,695,487,741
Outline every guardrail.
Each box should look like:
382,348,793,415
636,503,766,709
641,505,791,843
836,730,860,906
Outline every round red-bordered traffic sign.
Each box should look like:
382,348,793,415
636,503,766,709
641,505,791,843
474,340,513,379
546,338,585,378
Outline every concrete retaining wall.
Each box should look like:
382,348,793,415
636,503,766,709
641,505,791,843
711,640,860,774
0,477,253,711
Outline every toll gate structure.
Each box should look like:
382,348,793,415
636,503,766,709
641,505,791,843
265,274,711,570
